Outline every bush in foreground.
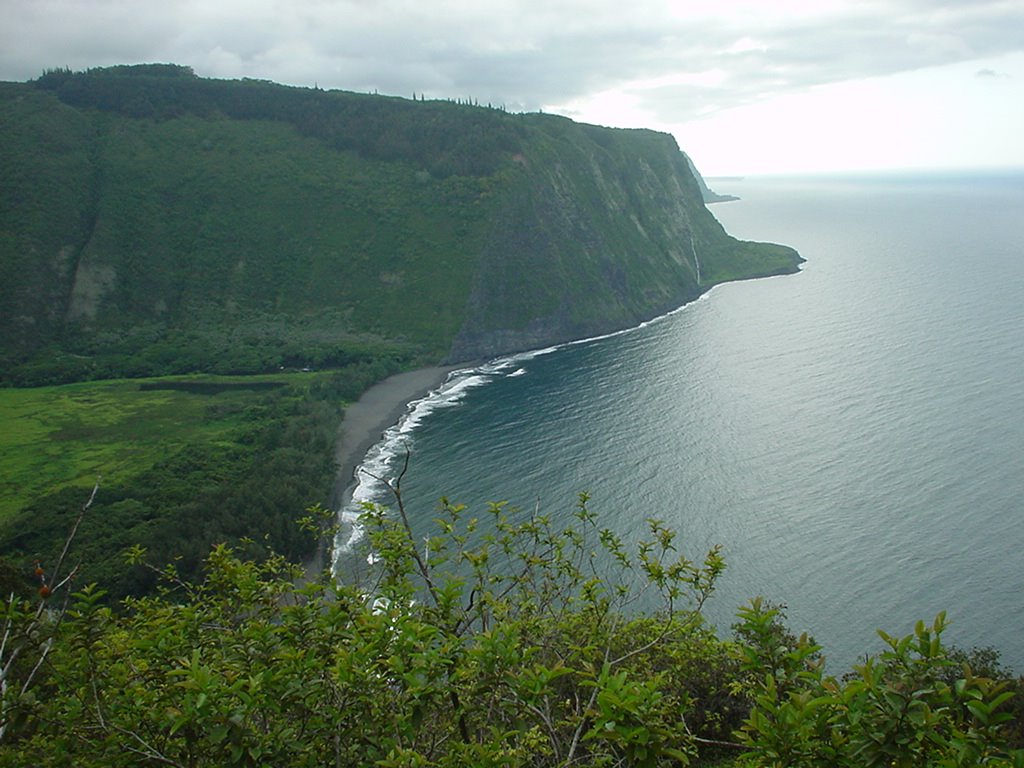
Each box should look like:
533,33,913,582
0,484,1021,766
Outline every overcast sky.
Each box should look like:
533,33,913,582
2,0,1022,175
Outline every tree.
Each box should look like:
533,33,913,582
734,599,1024,767
0,478,1021,766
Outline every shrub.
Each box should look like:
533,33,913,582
1,481,1021,766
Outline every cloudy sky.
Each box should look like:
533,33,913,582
2,0,1022,175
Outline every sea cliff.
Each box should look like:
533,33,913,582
0,65,800,384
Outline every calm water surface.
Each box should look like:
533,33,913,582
337,171,1024,671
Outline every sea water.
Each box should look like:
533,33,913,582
335,170,1024,672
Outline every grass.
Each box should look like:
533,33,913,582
0,372,317,521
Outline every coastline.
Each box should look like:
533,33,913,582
307,245,805,578
307,364,461,577
330,365,462,509
309,255,801,579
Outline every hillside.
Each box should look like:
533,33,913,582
0,64,800,385
685,152,740,204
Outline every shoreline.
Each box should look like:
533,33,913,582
329,364,462,510
307,364,461,577
308,262,802,579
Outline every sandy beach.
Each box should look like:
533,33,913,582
302,365,460,578
329,364,461,510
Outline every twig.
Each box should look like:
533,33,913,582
362,451,440,609
114,725,187,767
1,481,98,743
48,479,100,593
680,714,748,750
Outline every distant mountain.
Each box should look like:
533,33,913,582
683,153,740,204
0,65,799,385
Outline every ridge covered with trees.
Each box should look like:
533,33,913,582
1,64,800,386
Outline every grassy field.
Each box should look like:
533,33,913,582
0,373,316,521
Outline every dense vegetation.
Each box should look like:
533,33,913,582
0,64,800,386
1,488,1021,766
0,360,405,600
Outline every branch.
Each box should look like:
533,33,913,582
565,682,601,765
1,482,100,743
113,725,187,767
680,714,748,751
48,479,100,592
362,451,441,609
608,598,678,668
363,451,471,743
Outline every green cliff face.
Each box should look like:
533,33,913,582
448,121,799,360
0,66,801,383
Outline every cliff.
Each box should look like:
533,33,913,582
450,124,793,360
683,152,740,204
0,66,800,384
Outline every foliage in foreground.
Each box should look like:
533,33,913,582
0,483,1021,767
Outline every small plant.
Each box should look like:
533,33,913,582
1,482,97,744
735,601,1024,767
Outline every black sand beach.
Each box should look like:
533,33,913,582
330,365,460,510
306,365,460,578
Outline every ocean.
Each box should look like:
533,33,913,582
335,170,1024,672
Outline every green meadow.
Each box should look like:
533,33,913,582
0,377,290,520
0,368,373,598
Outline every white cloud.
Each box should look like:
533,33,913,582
1,0,1021,173
676,52,1024,175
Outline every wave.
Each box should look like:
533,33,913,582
329,293,723,574
331,348,563,571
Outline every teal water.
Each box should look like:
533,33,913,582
336,171,1024,671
